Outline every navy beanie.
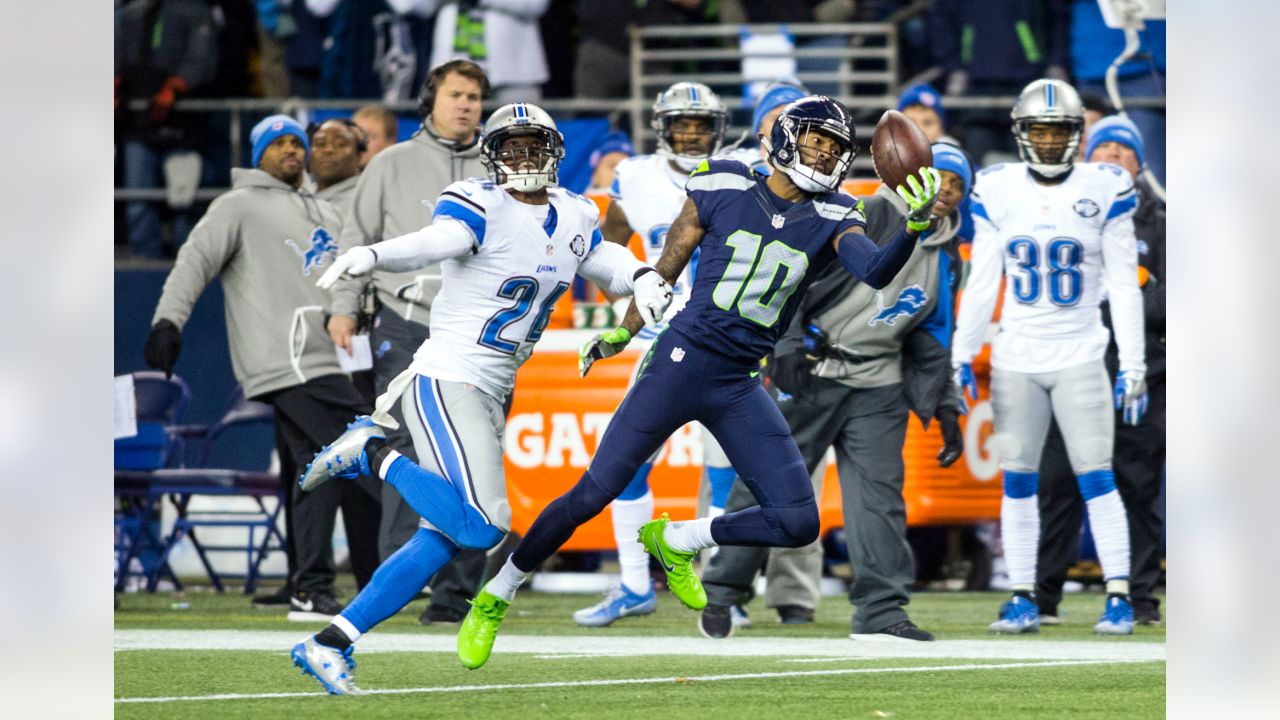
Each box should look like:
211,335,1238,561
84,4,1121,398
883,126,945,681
250,114,310,168
897,82,946,128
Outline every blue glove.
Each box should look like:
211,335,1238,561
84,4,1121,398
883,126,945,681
953,362,979,414
1114,370,1149,426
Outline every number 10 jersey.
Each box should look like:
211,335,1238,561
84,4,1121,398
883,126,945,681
669,159,866,365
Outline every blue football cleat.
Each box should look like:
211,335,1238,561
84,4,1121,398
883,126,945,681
1093,595,1135,635
572,584,658,627
989,594,1040,634
299,416,384,491
291,637,364,695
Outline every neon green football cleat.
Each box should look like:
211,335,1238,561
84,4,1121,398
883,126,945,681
457,590,510,670
638,513,707,610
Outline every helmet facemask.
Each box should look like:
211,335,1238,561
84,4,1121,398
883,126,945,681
483,127,564,192
1013,119,1082,179
655,112,727,172
766,117,855,193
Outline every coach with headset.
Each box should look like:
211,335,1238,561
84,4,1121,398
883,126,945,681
323,60,491,625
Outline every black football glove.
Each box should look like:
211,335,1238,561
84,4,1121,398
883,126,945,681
936,406,964,468
770,351,815,396
144,319,183,379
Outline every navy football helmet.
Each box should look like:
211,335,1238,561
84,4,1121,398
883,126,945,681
762,96,858,193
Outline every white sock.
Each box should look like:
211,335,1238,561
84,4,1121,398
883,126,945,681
611,493,654,594
377,449,404,481
1086,489,1132,587
484,557,529,603
663,517,716,553
706,505,725,520
1000,495,1040,588
332,615,362,644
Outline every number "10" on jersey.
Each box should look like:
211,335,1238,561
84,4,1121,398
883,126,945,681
711,230,810,328
1006,236,1083,306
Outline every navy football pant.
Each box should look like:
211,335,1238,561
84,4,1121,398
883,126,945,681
512,329,818,572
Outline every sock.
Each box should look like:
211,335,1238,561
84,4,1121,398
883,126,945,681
1077,470,1132,586
485,556,530,603
1106,579,1131,596
999,469,1040,588
365,437,390,475
315,620,356,651
340,527,458,633
611,492,654,594
704,466,736,513
663,517,716,553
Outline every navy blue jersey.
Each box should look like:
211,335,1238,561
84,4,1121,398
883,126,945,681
668,159,867,363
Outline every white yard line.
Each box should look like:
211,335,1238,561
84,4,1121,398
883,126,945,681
115,628,1166,663
116,659,1159,705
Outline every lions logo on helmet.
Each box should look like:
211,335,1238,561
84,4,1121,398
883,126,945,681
651,82,729,172
1010,79,1085,179
480,103,566,192
762,95,858,193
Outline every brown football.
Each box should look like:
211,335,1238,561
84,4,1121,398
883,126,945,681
871,109,933,192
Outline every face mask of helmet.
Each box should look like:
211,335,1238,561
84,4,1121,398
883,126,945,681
1013,119,1083,178
655,113,727,172
484,129,564,192
1010,80,1085,179
765,119,854,193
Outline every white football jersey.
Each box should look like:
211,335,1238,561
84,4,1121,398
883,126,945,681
952,162,1145,374
610,154,694,333
410,178,604,399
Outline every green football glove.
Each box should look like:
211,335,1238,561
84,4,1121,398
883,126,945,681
578,326,632,377
896,166,942,233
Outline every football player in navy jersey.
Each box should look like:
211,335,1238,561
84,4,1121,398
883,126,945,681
457,97,942,669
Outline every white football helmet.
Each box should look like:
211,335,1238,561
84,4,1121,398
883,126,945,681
1011,79,1085,179
651,82,728,172
480,102,565,192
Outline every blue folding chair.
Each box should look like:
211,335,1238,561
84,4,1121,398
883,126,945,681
146,388,286,593
114,372,194,592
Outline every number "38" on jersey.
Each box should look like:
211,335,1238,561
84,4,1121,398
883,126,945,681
1006,236,1083,307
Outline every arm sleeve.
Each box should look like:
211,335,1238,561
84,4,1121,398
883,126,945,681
1101,214,1147,375
330,170,385,317
576,230,649,295
950,208,1003,366
152,201,239,329
835,226,916,289
370,218,475,273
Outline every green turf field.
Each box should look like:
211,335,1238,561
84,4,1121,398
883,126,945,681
114,586,1165,719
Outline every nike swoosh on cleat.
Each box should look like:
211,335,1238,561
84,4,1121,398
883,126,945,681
654,543,676,573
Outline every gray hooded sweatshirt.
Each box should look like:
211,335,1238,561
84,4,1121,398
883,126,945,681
330,123,485,324
316,174,359,220
153,168,345,399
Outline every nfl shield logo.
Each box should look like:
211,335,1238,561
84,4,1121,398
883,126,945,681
772,214,785,229
546,244,555,256
670,347,686,362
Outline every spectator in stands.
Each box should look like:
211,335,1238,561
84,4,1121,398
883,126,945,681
353,105,401,168
1076,92,1114,161
720,1,855,97
699,142,970,640
115,0,218,259
586,132,635,194
1036,115,1166,627
253,0,290,97
422,0,549,102
740,80,809,167
897,82,961,145
325,60,490,625
575,0,714,99
928,0,1070,165
144,115,382,620
1067,0,1165,184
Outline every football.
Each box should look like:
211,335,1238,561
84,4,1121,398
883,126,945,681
871,109,933,192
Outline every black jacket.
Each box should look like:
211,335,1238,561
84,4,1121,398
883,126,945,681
1103,178,1165,382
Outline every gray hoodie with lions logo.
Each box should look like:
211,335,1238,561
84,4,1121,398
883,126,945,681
152,168,345,398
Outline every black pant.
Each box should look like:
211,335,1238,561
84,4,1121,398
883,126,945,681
261,374,382,596
1036,379,1166,612
371,308,486,613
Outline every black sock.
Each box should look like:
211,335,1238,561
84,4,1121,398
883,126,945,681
365,437,390,476
315,624,353,651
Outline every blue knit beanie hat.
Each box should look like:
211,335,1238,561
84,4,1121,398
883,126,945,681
251,114,310,168
1085,115,1145,168
897,82,946,128
931,142,972,196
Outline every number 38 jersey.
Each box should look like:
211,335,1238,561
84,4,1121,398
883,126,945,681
669,159,866,365
409,178,604,400
952,162,1145,374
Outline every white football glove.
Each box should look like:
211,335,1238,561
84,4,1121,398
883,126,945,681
1113,369,1149,426
316,246,377,290
632,268,672,326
